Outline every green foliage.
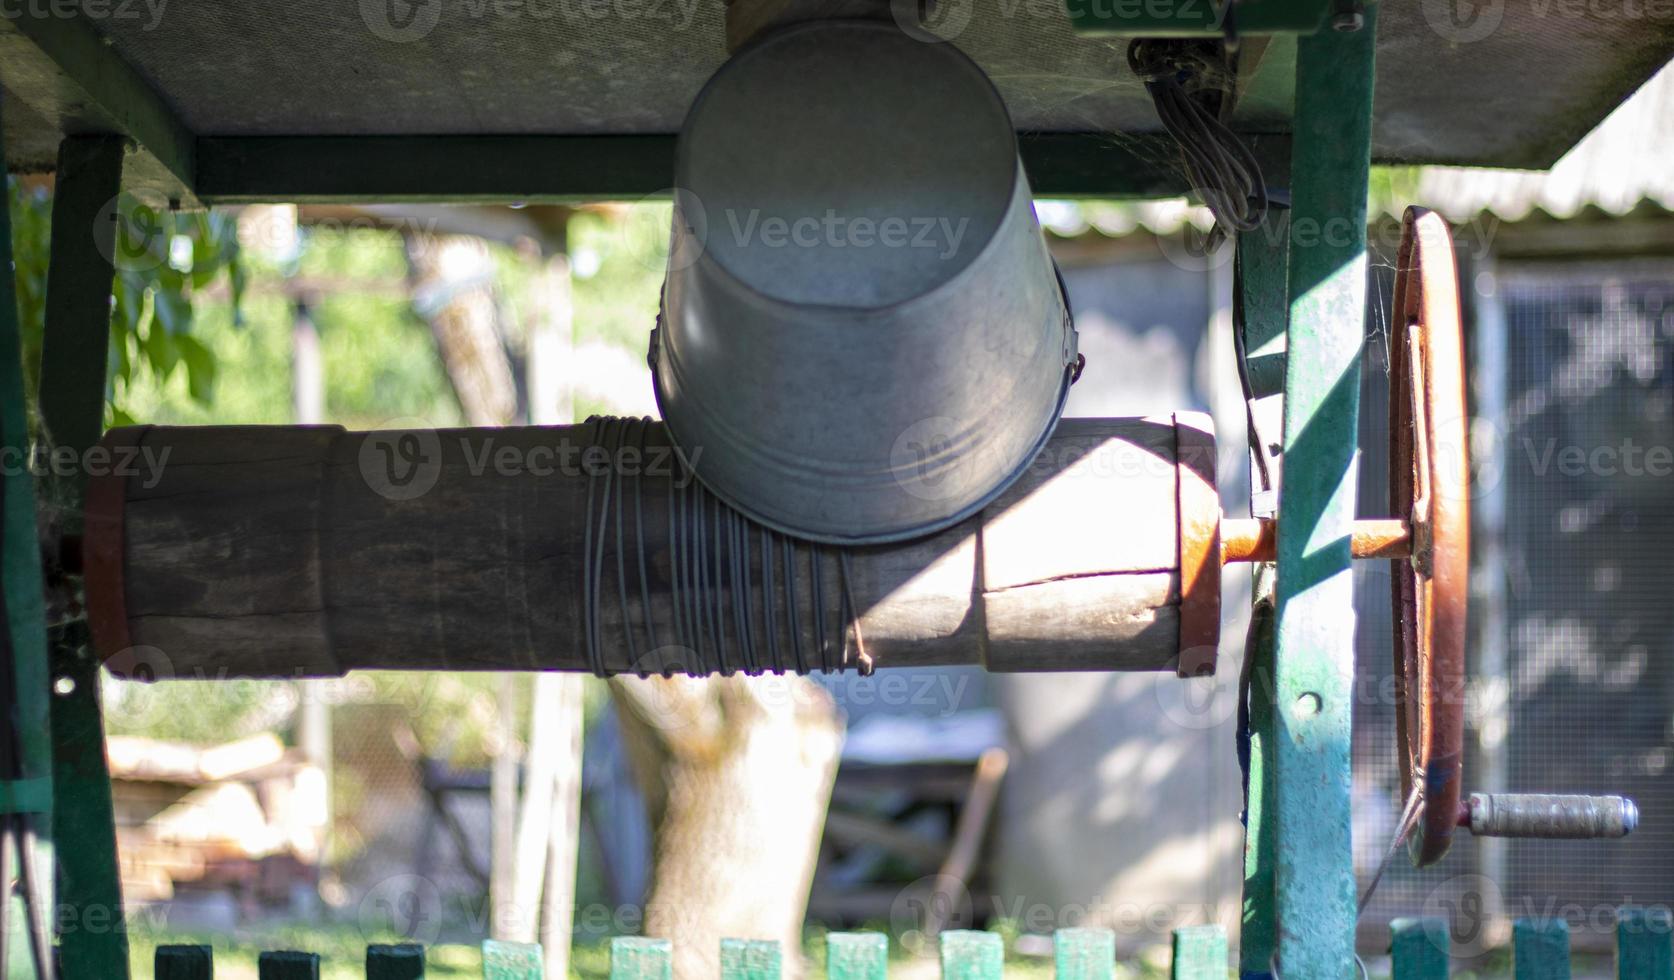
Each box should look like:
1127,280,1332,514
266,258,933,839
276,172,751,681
109,200,244,425
117,219,459,427
5,179,243,427
567,206,666,419
9,181,50,399
103,675,298,743
1367,165,1426,217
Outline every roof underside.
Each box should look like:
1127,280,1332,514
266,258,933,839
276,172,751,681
2,1,1672,201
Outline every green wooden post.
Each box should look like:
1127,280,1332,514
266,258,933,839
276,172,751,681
1618,908,1673,980
155,943,214,980
259,950,323,979
609,937,673,980
1390,918,1449,980
720,938,782,980
1054,927,1114,980
368,943,426,979
1514,919,1571,980
482,939,544,979
1171,925,1228,980
938,931,1002,980
1271,11,1377,977
38,134,133,980
827,932,888,980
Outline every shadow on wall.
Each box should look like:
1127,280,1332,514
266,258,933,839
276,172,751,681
994,250,1249,954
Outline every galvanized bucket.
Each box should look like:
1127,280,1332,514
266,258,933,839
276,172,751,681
650,19,1078,545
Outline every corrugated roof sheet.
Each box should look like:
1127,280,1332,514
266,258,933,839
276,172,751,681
1416,59,1674,223
1036,198,1215,239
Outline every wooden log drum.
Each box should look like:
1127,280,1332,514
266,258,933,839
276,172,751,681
82,415,1227,681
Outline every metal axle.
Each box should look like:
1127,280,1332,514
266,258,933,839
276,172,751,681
1222,517,1412,563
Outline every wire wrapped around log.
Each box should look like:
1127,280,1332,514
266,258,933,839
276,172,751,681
81,415,1221,679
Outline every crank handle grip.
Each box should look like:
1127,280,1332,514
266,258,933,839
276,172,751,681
1462,793,1638,839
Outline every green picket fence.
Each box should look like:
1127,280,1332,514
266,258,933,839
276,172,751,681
150,927,1224,979
1390,908,1673,980
149,907,1674,979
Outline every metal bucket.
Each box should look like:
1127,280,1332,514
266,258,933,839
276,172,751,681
650,19,1077,545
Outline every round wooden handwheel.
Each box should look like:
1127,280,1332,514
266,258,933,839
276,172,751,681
1389,206,1470,868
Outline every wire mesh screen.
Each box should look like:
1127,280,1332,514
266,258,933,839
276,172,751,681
1495,263,1674,935
1354,257,1674,951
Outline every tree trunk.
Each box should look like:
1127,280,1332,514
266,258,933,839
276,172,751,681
403,228,523,938
612,674,842,979
404,232,516,428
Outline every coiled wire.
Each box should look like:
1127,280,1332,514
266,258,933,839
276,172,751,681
581,416,871,677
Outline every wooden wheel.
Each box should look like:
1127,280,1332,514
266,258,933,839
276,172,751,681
1389,207,1471,868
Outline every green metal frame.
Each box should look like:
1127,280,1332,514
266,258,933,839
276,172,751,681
0,99,53,819
1236,9,1378,978
1270,13,1377,976
0,92,58,980
189,133,1290,204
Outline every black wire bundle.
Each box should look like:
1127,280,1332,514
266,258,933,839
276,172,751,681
1128,38,1269,250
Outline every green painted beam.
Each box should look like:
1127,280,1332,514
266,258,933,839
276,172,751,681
49,602,133,978
1271,10,1377,977
41,132,132,980
720,939,782,980
367,943,426,979
938,931,1002,980
0,8,194,190
826,932,888,980
1514,919,1570,980
259,950,323,980
191,133,1289,204
0,777,50,815
609,937,673,980
1054,927,1114,980
1237,209,1293,401
1618,907,1674,980
38,135,124,512
482,940,544,979
1239,569,1278,978
1066,0,1332,35
1390,918,1449,980
1170,925,1228,980
155,944,214,980
0,94,53,807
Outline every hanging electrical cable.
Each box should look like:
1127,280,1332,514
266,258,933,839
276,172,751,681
1128,37,1269,250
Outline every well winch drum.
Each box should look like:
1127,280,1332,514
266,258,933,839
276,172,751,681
650,19,1078,545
